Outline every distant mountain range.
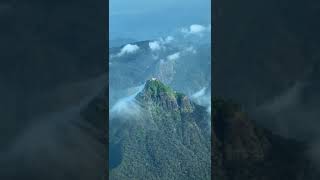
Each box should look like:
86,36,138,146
109,39,211,106
109,38,138,48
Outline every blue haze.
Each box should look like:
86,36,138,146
110,0,211,41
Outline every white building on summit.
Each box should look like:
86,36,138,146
151,77,157,81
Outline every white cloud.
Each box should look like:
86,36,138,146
116,44,140,57
159,59,165,64
181,24,211,36
165,36,174,43
110,95,141,118
110,84,145,119
207,106,211,114
191,87,211,114
190,24,206,33
192,87,206,99
149,37,174,52
158,35,174,45
149,41,161,51
167,52,180,61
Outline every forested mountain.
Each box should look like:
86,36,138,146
109,79,211,180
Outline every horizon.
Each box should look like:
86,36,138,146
109,0,211,40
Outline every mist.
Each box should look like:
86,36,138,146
110,84,145,120
110,0,211,40
109,24,211,94
0,75,107,180
252,77,320,169
191,87,211,114
109,25,211,133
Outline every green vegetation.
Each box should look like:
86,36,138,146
109,80,211,180
143,79,176,99
175,92,185,99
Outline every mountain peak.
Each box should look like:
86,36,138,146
110,82,211,180
143,78,175,97
137,79,193,112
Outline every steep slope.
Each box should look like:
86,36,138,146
109,79,211,180
213,99,320,180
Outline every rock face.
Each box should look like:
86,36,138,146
109,80,211,180
213,99,320,180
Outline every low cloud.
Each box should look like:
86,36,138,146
181,24,211,36
252,80,320,169
192,87,206,99
257,82,304,114
191,87,211,114
190,24,206,33
110,84,145,120
167,52,180,61
149,41,161,51
253,81,311,139
158,36,174,44
149,36,174,52
190,87,211,131
164,36,174,43
116,44,140,57
110,24,211,117
110,96,141,118
1,78,107,179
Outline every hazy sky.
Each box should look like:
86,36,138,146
109,0,211,40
